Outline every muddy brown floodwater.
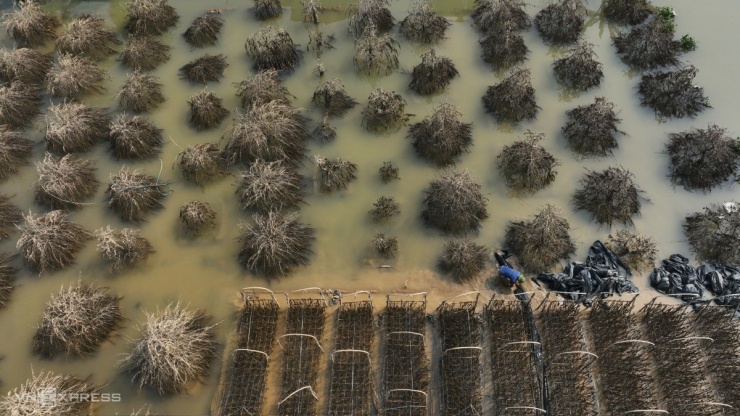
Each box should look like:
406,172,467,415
0,0,738,414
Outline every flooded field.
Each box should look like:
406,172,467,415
0,0,739,414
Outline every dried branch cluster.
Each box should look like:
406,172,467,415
605,229,657,272
2,1,61,47
409,102,472,167
399,0,450,43
603,0,653,25
562,97,624,156
472,0,530,33
573,166,645,227
119,36,171,71
188,89,229,130
362,88,407,132
95,226,153,272
638,66,710,119
183,13,223,47
0,371,99,416
245,27,301,72
0,47,52,84
0,253,16,308
238,212,315,277
46,54,106,100
179,201,216,235
438,239,490,282
422,170,489,235
177,143,226,186
553,42,603,92
379,161,399,183
0,126,33,180
353,22,399,76
409,49,458,95
348,0,394,38
16,210,89,274
33,282,123,358
372,233,398,257
479,23,528,71
109,115,163,160
223,102,308,167
179,54,227,84
482,68,539,123
505,204,575,273
125,0,179,36
614,18,682,70
315,156,358,193
120,302,217,394
498,131,559,192
684,204,740,265
45,102,110,154
369,196,400,221
312,78,357,117
118,72,165,113
253,0,283,20
534,0,584,45
666,125,739,192
35,153,99,209
237,159,303,212
235,70,292,108
0,81,41,128
106,168,166,223
56,14,120,60
0,194,21,239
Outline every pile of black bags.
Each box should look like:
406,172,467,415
649,254,704,302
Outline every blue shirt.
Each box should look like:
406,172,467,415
500,266,521,284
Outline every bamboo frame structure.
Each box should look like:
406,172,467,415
217,288,279,416
382,293,429,416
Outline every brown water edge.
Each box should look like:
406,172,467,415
0,0,738,414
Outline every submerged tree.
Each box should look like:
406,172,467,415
118,71,165,113
2,1,61,47
605,229,657,272
55,14,120,60
379,161,399,183
438,239,490,282
602,0,652,25
119,36,171,71
253,0,283,20
369,196,400,221
107,168,167,223
237,159,303,212
0,81,41,129
372,233,398,258
409,102,472,167
479,24,529,71
125,0,179,36
0,47,53,84
315,156,358,192
238,212,315,277
44,102,110,154
109,115,163,160
16,210,89,274
179,201,217,235
562,97,625,157
353,22,399,76
482,67,539,123
177,143,226,186
0,371,100,416
33,282,123,358
235,70,292,108
534,0,585,44
0,126,32,181
362,88,408,132
666,125,740,192
307,30,335,57
614,18,682,70
553,41,603,92
312,78,357,117
472,0,530,33
223,102,308,167
187,89,229,131
505,204,576,273
245,27,301,72
46,54,106,100
179,54,228,84
684,203,740,265
638,65,710,119
348,0,394,37
409,49,458,95
35,153,99,210
95,226,153,272
422,170,489,235
498,131,559,193
119,302,217,394
400,0,450,43
183,12,223,47
573,167,645,227
301,0,325,24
